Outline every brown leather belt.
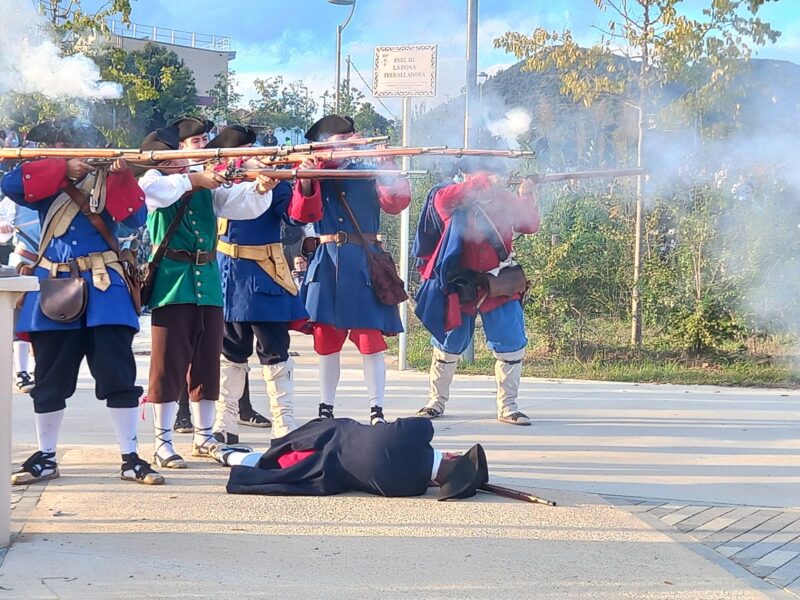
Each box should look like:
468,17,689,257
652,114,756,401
318,231,380,246
165,248,217,265
13,246,38,263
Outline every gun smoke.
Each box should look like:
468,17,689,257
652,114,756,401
0,0,121,100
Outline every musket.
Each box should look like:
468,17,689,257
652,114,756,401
224,168,428,181
510,167,645,184
262,146,536,166
0,136,390,161
479,482,557,506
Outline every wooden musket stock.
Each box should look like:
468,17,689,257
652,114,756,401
479,483,557,506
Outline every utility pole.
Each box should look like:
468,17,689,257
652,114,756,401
346,55,351,91
463,0,479,364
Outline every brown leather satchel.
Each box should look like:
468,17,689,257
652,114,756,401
334,183,408,306
484,264,529,298
139,194,192,308
39,261,87,322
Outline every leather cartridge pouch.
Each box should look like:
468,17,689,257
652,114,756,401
39,261,88,323
485,264,529,298
333,182,408,306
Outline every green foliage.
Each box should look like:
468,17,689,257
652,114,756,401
248,77,318,133
97,42,198,139
205,70,242,125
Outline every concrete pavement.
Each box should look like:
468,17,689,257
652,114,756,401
1,317,799,598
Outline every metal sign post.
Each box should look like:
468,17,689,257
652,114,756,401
374,44,437,370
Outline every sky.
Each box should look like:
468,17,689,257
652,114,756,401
83,0,800,119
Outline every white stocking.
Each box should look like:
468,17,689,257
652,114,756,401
319,352,341,406
35,409,64,454
152,401,179,461
108,407,139,455
362,351,386,408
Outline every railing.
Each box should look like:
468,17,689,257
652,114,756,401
107,19,231,51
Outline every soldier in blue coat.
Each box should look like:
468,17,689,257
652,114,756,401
213,126,309,441
289,116,411,426
2,120,163,486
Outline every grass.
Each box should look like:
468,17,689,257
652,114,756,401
387,318,800,389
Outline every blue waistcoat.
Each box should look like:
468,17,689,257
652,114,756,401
218,182,308,323
302,168,403,334
1,166,144,334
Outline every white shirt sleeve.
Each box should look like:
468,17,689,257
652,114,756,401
0,197,14,245
430,449,443,481
212,181,272,220
139,169,193,211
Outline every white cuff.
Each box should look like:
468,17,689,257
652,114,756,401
431,449,443,480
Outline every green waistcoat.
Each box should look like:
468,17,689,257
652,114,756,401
147,190,223,309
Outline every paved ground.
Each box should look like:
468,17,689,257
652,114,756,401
1,317,799,599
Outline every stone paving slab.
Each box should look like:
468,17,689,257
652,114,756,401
614,496,800,594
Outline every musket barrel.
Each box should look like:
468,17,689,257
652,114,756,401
515,168,645,184
228,169,426,181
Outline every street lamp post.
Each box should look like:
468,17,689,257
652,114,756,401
329,0,357,114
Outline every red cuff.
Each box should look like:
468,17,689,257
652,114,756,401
277,449,317,468
104,169,146,222
21,159,68,202
289,180,323,222
377,180,411,215
444,293,463,331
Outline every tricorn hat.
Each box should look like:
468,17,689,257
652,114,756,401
131,126,181,176
27,117,107,148
140,126,180,152
205,125,257,149
170,115,214,141
436,444,489,501
305,114,355,142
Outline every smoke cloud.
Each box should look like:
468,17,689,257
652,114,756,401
487,107,532,147
0,0,121,100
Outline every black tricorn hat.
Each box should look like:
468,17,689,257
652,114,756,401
27,117,107,148
140,126,180,152
205,125,257,149
131,126,181,176
170,115,214,141
436,444,489,501
305,114,355,142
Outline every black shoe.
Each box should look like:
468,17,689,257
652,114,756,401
11,451,59,485
213,431,240,445
318,403,334,419
238,411,271,428
173,414,193,434
121,453,165,485
15,371,34,393
370,406,386,425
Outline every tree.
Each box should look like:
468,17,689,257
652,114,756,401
495,0,780,347
353,102,394,136
206,70,242,125
38,0,133,46
249,77,318,133
97,42,198,140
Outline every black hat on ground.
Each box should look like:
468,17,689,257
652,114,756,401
27,117,107,148
170,116,214,141
436,444,489,501
206,125,257,149
304,114,355,142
